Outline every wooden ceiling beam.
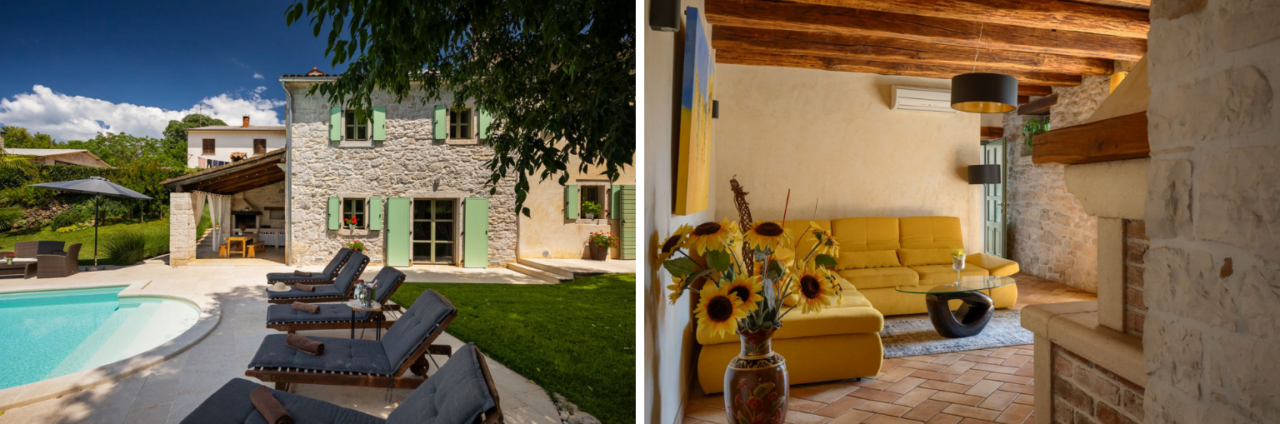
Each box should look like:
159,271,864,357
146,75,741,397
714,26,1113,76
188,166,281,189
981,126,1005,139
1033,112,1149,164
715,49,1083,87
1019,85,1054,96
784,0,1149,39
705,0,1146,61
1018,93,1059,115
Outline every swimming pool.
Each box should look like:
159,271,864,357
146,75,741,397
0,286,200,390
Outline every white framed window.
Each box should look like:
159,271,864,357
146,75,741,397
449,108,473,140
344,110,370,141
342,198,366,229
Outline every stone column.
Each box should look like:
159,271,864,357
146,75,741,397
169,193,197,267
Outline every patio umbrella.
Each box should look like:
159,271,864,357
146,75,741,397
29,176,152,268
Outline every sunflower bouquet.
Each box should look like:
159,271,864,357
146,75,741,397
659,218,843,337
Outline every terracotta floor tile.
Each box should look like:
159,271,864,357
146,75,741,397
925,414,963,424
877,366,918,383
687,406,729,424
999,355,1031,369
1014,365,1035,377
911,370,960,382
976,391,1018,411
958,419,997,424
900,361,949,372
932,353,966,366
810,383,862,403
862,414,925,424
984,373,1032,385
884,377,927,394
854,379,896,391
815,396,865,418
994,403,1033,424
1013,394,1034,405
941,404,1000,420
850,388,905,403
852,400,912,417
786,410,832,424
998,383,1035,395
891,388,937,408
789,397,829,413
989,348,1018,359
902,399,949,421
965,356,1005,365
929,391,985,407
881,358,906,372
919,380,971,394
952,370,990,386
941,361,977,375
828,409,875,424
971,363,1021,375
963,380,1004,398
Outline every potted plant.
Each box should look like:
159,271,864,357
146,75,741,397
346,240,366,253
582,201,602,219
659,211,843,424
587,231,618,260
4,252,13,265
345,215,359,232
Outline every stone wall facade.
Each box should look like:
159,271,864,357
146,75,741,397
169,192,197,266
285,84,518,267
1052,344,1144,424
1144,0,1280,423
241,182,286,229
1123,220,1147,338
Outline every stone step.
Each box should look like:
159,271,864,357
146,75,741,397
516,258,576,280
506,263,566,284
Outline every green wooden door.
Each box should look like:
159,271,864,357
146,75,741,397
618,185,636,259
982,140,1007,257
386,197,411,267
463,198,489,268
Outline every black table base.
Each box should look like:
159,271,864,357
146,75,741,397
925,291,994,338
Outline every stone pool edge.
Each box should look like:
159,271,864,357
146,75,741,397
0,281,222,411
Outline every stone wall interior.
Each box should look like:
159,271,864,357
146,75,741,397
1123,220,1147,338
1052,344,1144,424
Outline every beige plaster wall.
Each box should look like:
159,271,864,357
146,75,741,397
644,0,718,422
1143,0,1280,423
518,154,635,259
709,65,983,255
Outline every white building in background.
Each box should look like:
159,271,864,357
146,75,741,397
185,115,285,168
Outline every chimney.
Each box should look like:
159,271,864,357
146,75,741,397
242,115,250,127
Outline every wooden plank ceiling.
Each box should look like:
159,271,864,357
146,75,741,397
162,150,286,195
707,0,1148,96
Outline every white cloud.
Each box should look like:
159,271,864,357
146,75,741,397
253,73,264,80
0,85,285,141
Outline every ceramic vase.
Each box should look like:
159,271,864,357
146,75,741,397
724,327,788,424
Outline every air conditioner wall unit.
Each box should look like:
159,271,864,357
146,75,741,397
891,86,956,113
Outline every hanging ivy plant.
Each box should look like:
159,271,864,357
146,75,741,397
1023,117,1051,151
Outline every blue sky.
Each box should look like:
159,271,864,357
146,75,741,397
0,0,343,141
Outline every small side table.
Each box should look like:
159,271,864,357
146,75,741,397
347,300,384,341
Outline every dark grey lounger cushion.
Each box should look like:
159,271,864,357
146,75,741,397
265,267,406,324
266,252,368,300
266,248,351,284
249,335,396,376
266,284,344,300
180,378,384,424
387,344,495,424
381,290,456,372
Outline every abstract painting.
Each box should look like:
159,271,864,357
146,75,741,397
675,6,714,215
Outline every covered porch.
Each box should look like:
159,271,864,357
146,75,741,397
163,150,288,267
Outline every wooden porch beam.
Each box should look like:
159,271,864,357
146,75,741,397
713,26,1114,76
704,0,1147,60
1032,112,1149,164
1017,93,1059,116
715,49,1083,87
784,0,1150,39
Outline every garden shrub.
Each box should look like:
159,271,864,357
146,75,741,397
51,204,93,229
0,207,23,231
103,231,148,265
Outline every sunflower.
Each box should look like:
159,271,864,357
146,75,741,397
790,264,841,314
745,221,792,253
665,277,686,305
695,283,748,338
656,224,694,263
804,221,841,258
723,275,764,313
686,218,739,255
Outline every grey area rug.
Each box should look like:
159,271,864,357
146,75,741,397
880,310,1033,358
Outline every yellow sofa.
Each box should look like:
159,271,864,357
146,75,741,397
694,216,1019,393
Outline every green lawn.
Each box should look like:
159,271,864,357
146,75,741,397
0,219,170,265
391,273,635,424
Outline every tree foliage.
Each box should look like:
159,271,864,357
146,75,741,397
1,126,60,149
65,132,173,168
286,0,635,215
162,114,226,168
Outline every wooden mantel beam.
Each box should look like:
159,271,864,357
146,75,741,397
1019,85,1053,96
1018,94,1059,116
981,126,1004,139
705,0,1146,61
1032,112,1149,165
785,0,1150,39
715,49,1083,87
713,27,1114,76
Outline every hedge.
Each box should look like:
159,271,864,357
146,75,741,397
0,162,189,220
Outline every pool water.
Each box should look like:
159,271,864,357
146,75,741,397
0,287,199,390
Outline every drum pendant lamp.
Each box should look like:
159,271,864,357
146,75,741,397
951,23,1018,113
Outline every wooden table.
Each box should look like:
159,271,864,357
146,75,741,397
0,259,35,279
348,300,384,341
226,236,257,258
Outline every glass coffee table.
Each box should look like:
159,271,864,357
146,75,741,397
896,276,1016,338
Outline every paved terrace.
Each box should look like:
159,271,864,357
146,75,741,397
0,262,559,424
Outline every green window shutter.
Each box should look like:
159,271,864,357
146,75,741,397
619,185,637,259
386,198,411,267
434,105,447,139
368,197,383,230
478,108,493,140
327,197,340,230
372,106,386,141
463,198,490,268
329,107,342,141
564,185,579,220
610,186,621,219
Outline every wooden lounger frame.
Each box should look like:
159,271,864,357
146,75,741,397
266,251,352,285
266,257,369,304
247,291,458,391
474,345,505,424
266,274,408,333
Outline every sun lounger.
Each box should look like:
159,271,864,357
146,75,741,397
266,267,408,333
246,289,458,390
266,252,369,304
181,343,502,424
266,248,353,285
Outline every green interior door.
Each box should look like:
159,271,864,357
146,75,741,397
386,198,411,267
618,185,636,259
982,140,1007,257
412,199,456,265
463,198,489,268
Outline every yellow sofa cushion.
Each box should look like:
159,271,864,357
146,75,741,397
837,267,919,290
897,248,957,266
910,264,991,285
698,282,882,345
837,250,901,270
830,217,900,252
899,216,964,249
966,253,1021,276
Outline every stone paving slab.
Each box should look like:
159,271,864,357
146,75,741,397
0,263,559,424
